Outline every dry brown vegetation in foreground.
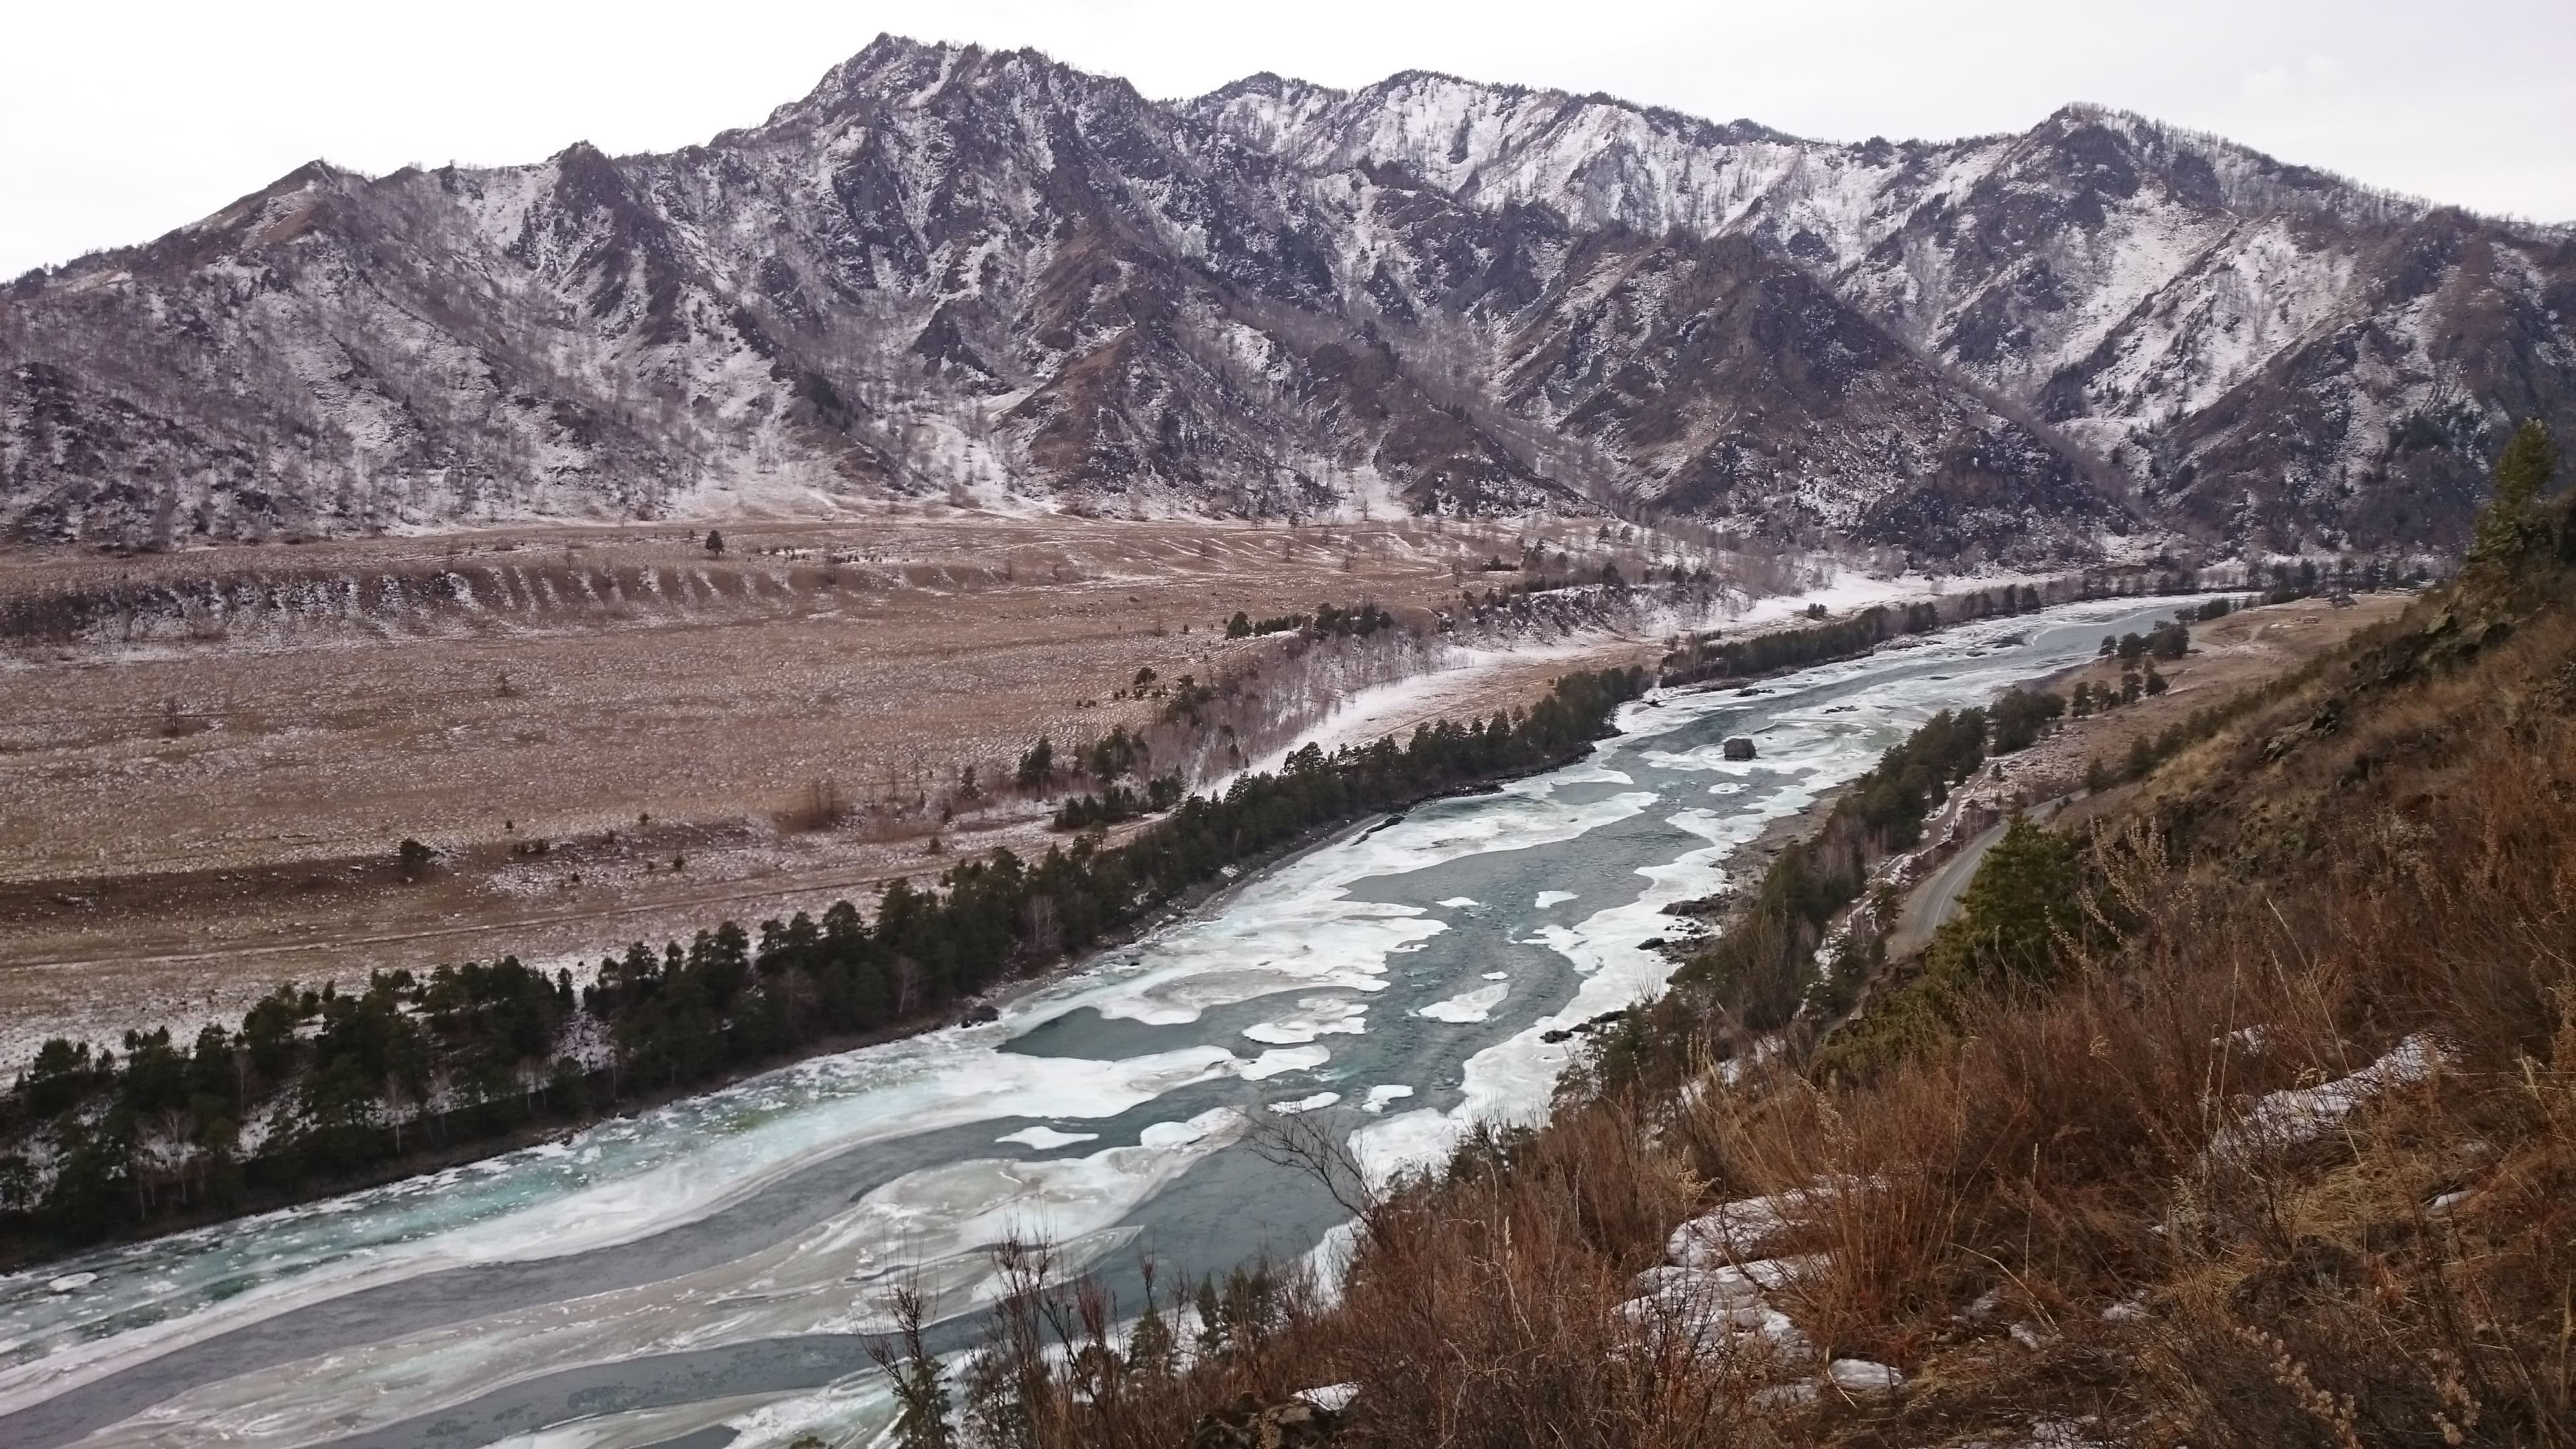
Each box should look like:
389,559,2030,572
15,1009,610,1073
916,466,2576,1448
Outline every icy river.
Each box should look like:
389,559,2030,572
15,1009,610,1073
0,597,2193,1449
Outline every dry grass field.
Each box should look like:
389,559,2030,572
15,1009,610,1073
0,508,1688,1059
1967,593,2418,814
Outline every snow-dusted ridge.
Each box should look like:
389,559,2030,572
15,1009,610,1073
7,34,2569,558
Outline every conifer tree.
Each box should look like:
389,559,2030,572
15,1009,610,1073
1127,1290,1177,1384
2467,419,2559,580
2125,735,2155,780
1925,814,2088,987
1193,1278,1226,1363
869,1287,956,1449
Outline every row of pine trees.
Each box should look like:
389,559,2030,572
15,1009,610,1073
0,668,1644,1258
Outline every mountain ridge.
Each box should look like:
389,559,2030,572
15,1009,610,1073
5,34,2569,560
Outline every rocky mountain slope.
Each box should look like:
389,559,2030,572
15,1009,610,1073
5,36,2569,560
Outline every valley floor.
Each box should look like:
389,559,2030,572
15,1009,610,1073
0,511,1700,1060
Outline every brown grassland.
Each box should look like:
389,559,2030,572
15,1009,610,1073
0,511,1684,1061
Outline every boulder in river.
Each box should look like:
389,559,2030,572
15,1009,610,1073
1723,737,1758,760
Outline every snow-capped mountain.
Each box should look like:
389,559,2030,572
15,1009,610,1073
5,36,2569,559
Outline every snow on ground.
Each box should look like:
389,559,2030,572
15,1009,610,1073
1211,566,2045,796
1217,638,1598,785
2206,1034,2443,1163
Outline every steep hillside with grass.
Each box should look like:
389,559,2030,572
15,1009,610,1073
874,424,2576,1448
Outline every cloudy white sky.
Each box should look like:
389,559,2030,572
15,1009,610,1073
5,0,2571,277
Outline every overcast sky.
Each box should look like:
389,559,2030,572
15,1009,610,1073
6,0,2571,277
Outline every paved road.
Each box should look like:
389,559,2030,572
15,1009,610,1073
1884,793,2075,959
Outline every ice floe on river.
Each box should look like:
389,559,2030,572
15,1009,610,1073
1418,982,1510,1023
1241,996,1370,1044
995,1126,1100,1150
65,1110,1250,1448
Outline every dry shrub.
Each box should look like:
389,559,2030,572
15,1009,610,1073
158,695,209,737
982,586,2576,1448
991,1106,1765,1448
1682,830,2312,1353
1661,606,2576,1441
1310,1109,1758,1449
2133,697,2576,1448
775,777,849,833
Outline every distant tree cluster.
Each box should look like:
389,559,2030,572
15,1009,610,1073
2074,618,2195,719
1989,686,2068,754
1662,606,1905,686
3,959,574,1233
1308,601,1393,638
1223,601,1395,641
2096,620,2186,667
1052,774,1185,829
1225,610,1303,639
1157,674,1224,727
1661,584,2054,690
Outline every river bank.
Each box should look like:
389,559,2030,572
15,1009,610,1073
0,667,1647,1269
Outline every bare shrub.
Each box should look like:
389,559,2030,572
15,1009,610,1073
775,777,849,833
977,1106,1762,1449
158,695,208,738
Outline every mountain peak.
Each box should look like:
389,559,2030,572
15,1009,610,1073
760,34,975,127
1,45,2561,559
1196,70,1338,105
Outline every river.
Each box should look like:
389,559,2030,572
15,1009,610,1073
0,596,2192,1449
